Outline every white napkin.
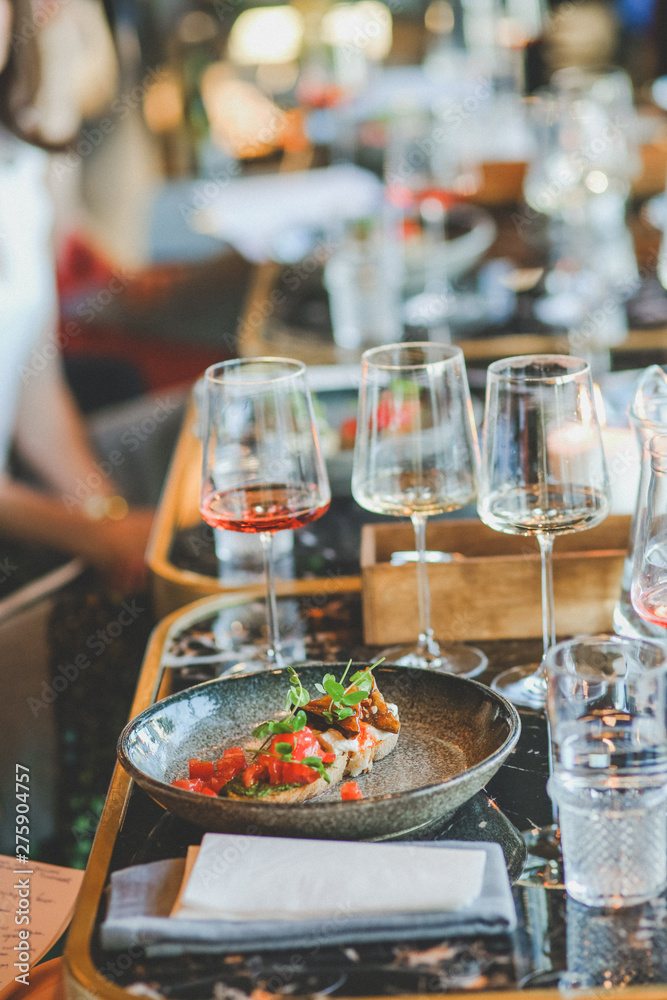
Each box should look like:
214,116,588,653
174,833,486,922
100,840,516,956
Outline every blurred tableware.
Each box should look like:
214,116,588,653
352,342,486,676
383,105,490,337
523,65,640,221
523,67,639,373
545,634,667,907
630,433,667,636
213,524,294,586
117,664,520,840
615,366,667,640
477,355,610,709
323,213,402,350
199,358,331,670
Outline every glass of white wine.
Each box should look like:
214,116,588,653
352,342,487,676
477,355,610,709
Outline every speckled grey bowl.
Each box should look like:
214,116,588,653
118,665,520,841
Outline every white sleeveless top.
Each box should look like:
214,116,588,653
0,128,58,469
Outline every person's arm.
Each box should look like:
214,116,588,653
6,324,154,591
0,475,153,591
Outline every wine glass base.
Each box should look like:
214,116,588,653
380,642,488,678
491,664,547,709
517,824,564,890
211,600,307,676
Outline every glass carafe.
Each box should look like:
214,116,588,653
614,366,667,639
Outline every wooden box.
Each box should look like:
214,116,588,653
360,516,631,644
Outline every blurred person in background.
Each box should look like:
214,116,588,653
0,0,154,592
0,0,164,868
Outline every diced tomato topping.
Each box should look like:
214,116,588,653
279,760,321,785
189,759,215,781
171,777,205,793
266,756,284,785
215,761,239,784
220,747,246,770
268,728,322,762
242,761,268,787
240,726,331,787
341,781,363,801
173,730,334,794
215,748,246,784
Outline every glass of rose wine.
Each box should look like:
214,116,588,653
351,341,487,676
477,355,610,710
199,358,331,670
631,434,667,633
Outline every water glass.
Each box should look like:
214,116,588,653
545,634,667,907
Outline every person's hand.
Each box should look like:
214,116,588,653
86,508,155,592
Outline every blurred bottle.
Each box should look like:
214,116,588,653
614,365,667,639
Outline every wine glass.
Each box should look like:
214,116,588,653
477,355,610,709
631,433,667,633
351,341,487,676
199,358,331,670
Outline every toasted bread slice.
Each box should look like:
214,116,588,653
370,728,399,763
317,723,399,777
225,751,347,803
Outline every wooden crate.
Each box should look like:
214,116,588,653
360,516,631,644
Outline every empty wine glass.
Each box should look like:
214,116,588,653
477,355,610,708
199,358,331,670
352,341,487,676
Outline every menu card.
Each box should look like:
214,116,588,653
0,854,84,992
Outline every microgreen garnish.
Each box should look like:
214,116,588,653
314,658,385,724
252,666,311,741
301,756,331,782
249,659,385,780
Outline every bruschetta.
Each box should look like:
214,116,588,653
225,663,400,802
171,663,400,803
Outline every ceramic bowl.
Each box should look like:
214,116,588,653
118,664,520,841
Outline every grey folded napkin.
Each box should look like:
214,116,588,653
100,838,516,957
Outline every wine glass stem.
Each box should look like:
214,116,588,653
260,530,283,667
536,533,559,827
538,532,556,660
412,513,439,656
